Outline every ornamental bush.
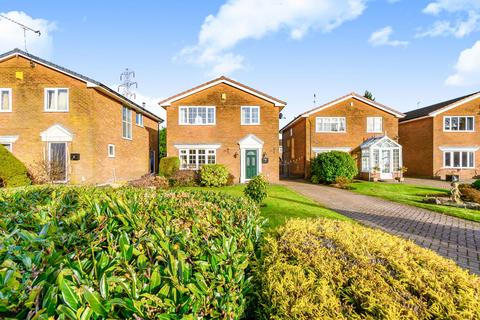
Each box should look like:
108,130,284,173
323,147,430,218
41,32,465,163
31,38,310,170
159,156,180,178
0,186,263,319
472,179,480,190
0,144,31,188
199,164,229,187
310,151,358,183
169,170,199,187
244,174,268,204
255,218,480,319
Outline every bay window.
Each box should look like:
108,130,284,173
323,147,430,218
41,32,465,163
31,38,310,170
179,149,216,169
316,117,346,132
179,106,215,125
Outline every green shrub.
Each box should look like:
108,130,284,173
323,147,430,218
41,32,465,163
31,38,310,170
0,145,31,188
311,151,358,183
255,218,480,319
168,170,199,187
244,174,268,204
159,156,180,177
472,179,480,190
199,164,229,187
0,186,263,319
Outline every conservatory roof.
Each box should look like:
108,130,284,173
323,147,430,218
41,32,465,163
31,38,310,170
360,136,401,149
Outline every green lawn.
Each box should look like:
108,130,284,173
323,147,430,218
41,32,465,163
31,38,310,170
349,181,480,223
179,184,348,229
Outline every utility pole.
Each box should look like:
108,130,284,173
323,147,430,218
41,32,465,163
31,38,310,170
118,68,138,100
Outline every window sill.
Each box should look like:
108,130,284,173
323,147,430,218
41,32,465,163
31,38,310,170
179,124,216,126
241,123,261,126
44,110,69,113
315,131,347,134
135,124,144,127
367,131,383,133
442,167,475,169
122,137,133,141
443,130,475,133
0,110,12,113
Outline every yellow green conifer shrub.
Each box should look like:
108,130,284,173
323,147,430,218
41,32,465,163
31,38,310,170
255,219,480,319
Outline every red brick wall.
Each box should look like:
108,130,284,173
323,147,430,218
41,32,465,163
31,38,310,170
399,118,434,178
281,117,306,177
166,83,280,183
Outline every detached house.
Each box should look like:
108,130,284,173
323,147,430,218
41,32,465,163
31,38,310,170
399,92,480,180
0,49,162,184
281,93,405,180
159,76,286,183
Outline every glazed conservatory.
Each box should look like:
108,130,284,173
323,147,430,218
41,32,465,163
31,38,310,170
360,136,403,180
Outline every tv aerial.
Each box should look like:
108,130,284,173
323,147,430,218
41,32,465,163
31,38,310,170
0,14,41,53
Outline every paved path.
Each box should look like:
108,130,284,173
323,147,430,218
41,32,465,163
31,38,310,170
281,180,480,275
387,178,474,190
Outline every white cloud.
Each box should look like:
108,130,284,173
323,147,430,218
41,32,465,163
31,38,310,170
0,11,56,56
180,0,368,75
418,1,480,38
369,26,409,47
446,40,480,86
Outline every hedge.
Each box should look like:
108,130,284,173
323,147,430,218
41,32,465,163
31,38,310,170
0,186,263,319
255,219,480,319
159,156,180,177
311,151,358,183
0,145,31,188
199,164,229,187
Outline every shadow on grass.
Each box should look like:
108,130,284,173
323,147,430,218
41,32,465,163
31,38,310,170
269,195,325,209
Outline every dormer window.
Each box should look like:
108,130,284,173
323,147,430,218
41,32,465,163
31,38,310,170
45,88,69,112
179,106,215,125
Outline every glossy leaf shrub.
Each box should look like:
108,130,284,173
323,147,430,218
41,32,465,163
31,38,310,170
244,175,268,204
311,151,358,183
255,219,480,319
199,164,229,187
0,144,31,188
159,156,180,178
0,186,263,319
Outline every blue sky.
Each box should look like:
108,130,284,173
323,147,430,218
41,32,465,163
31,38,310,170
1,0,480,126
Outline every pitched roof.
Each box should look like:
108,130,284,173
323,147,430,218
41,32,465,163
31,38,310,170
158,76,286,107
0,48,163,122
280,92,405,133
401,91,480,122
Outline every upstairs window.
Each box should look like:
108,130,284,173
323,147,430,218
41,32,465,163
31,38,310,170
135,113,144,126
316,117,346,133
122,107,132,139
367,117,383,133
444,116,474,132
0,88,12,112
241,106,260,125
45,88,69,112
179,106,215,125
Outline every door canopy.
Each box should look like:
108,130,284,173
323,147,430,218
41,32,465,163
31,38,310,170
41,124,73,142
238,134,264,149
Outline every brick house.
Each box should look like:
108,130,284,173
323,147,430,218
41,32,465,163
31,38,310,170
0,49,162,184
399,92,480,180
280,93,405,180
159,76,286,183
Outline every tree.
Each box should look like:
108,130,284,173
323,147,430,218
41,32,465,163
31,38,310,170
364,90,375,101
159,127,167,159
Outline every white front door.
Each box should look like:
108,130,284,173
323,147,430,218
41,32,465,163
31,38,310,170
380,149,393,179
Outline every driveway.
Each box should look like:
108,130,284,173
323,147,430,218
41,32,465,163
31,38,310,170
388,177,474,190
281,180,480,275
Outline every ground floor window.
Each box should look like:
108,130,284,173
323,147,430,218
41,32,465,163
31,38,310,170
361,150,370,172
179,149,216,169
1,143,12,152
443,151,474,168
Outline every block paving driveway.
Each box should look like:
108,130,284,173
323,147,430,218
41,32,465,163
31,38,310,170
281,180,480,275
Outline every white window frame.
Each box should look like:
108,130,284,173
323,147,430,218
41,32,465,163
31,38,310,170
44,88,69,112
315,117,346,133
122,106,133,140
179,148,217,170
443,116,475,132
135,113,144,127
241,106,260,125
0,88,12,112
108,144,116,158
179,106,216,125
367,117,383,133
1,143,12,152
443,150,475,169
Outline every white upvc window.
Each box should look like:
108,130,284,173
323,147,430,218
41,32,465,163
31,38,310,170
108,144,116,158
316,117,346,133
367,117,383,133
0,88,12,112
122,106,133,139
444,116,474,132
179,106,215,125
241,106,260,125
179,149,216,170
443,150,475,168
135,113,144,126
1,143,12,152
44,88,69,112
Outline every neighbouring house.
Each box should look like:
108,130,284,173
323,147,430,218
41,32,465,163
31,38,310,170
399,92,480,180
159,76,286,183
281,93,405,180
0,49,163,184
